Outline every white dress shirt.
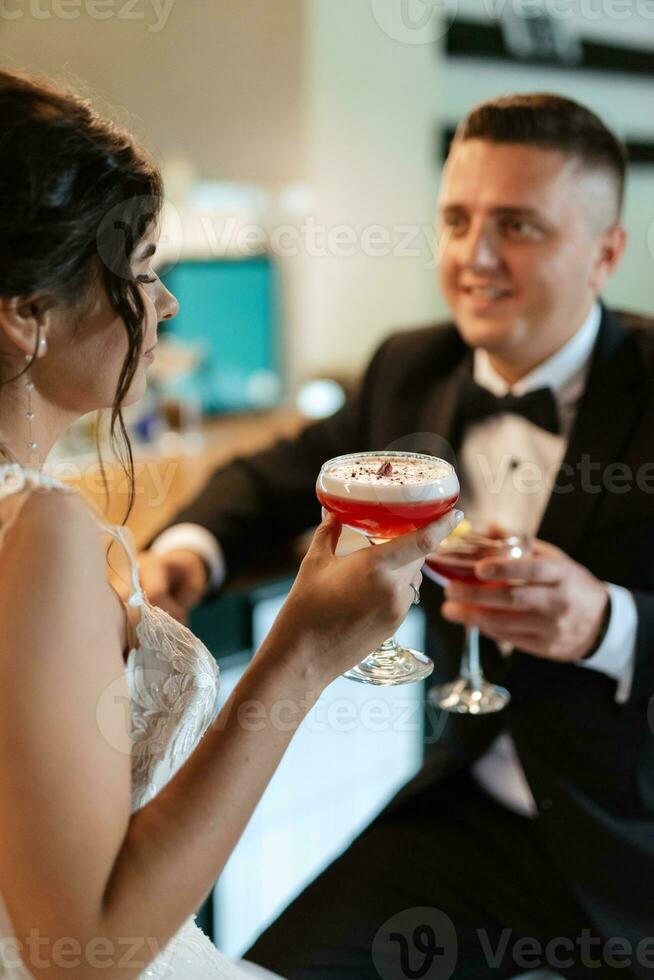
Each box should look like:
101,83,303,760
151,522,227,591
458,302,638,816
153,302,638,817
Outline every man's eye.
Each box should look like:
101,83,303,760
442,215,467,233
503,219,541,239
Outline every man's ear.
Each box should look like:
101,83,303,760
590,224,627,292
0,295,52,359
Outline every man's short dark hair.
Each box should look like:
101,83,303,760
455,93,627,216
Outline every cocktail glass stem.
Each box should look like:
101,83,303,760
429,624,511,714
340,539,433,685
461,627,483,686
362,636,401,670
343,632,433,685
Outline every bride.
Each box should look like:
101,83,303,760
0,69,461,980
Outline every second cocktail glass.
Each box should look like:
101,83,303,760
426,527,531,713
316,451,460,686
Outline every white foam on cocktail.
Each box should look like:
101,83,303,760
320,455,459,503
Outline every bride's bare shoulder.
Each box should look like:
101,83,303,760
0,485,101,556
0,486,111,615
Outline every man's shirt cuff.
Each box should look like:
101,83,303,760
150,523,226,591
576,583,638,704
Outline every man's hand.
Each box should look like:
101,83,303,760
135,549,209,624
441,540,610,662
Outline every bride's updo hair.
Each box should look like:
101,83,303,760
0,68,164,511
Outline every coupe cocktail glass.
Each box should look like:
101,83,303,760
316,451,460,685
426,527,531,713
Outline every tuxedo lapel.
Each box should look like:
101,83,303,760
418,346,472,471
537,307,647,556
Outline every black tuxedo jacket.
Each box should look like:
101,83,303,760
174,306,654,963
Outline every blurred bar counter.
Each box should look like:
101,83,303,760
71,407,305,548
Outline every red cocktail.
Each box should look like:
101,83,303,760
426,537,521,586
428,552,487,585
316,453,459,542
316,494,459,540
316,451,460,687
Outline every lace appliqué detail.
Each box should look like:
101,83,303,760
127,599,220,812
140,917,247,979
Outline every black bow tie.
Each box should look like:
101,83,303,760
458,377,561,435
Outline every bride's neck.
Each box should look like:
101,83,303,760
0,386,76,469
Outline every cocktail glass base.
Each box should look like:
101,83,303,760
344,641,434,686
429,677,511,714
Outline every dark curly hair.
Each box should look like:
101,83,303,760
0,68,165,516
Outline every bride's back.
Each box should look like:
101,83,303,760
0,472,134,975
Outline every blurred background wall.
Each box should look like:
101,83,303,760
2,0,652,386
0,0,305,183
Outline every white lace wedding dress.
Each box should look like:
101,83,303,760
0,465,283,980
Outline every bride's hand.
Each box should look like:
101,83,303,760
268,508,464,687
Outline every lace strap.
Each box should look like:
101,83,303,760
0,463,73,501
100,522,145,609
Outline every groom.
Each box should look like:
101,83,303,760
139,94,654,978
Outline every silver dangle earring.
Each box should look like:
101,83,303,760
25,336,47,464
